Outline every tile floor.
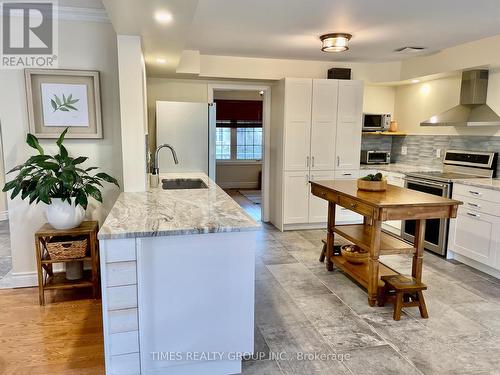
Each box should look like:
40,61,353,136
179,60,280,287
0,220,12,280
242,223,500,375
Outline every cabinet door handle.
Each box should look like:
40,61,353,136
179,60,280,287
305,174,309,184
469,190,481,195
312,156,315,167
468,202,480,208
342,173,352,176
337,156,340,167
306,156,310,167
467,212,480,218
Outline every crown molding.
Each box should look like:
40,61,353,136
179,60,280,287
58,6,109,23
0,5,109,22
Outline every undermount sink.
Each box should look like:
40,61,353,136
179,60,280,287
161,178,208,190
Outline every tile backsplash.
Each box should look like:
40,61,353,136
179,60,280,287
362,134,500,176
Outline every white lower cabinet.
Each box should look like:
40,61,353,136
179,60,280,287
450,205,500,268
383,171,405,235
283,171,310,224
334,170,363,224
309,171,335,223
449,183,500,274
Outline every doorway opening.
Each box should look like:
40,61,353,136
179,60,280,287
213,89,264,221
209,84,271,223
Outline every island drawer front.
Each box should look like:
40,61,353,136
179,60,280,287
108,308,139,334
454,194,500,218
454,184,500,203
338,195,374,217
311,184,338,203
109,331,139,356
107,285,138,310
106,261,137,287
110,352,140,375
104,239,136,263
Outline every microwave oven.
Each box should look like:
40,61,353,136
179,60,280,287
362,113,391,131
360,150,391,164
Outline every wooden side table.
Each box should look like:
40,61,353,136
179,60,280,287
35,221,100,305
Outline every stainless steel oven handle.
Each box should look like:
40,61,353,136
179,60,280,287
403,177,448,189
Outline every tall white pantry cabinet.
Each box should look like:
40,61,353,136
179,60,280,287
271,78,364,231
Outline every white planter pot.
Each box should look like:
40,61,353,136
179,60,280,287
46,198,85,230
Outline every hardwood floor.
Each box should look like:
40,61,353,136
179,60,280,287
225,189,262,222
0,288,104,375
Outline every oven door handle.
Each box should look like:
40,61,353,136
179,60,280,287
403,177,449,189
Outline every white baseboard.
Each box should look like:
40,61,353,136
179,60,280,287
217,181,260,189
448,251,500,280
0,271,38,288
0,210,8,221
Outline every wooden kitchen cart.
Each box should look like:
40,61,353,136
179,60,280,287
35,221,100,305
310,180,461,308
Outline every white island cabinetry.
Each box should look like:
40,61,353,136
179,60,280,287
98,173,259,375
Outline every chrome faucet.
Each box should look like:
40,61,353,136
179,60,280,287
151,144,179,187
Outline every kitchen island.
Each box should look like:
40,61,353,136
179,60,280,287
311,180,461,308
98,173,259,375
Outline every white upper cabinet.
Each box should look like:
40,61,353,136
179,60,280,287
310,79,339,171
283,78,312,171
335,80,364,170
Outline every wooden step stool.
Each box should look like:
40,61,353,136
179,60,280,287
379,275,429,321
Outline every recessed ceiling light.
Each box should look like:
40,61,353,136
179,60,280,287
411,79,420,83
156,58,167,64
320,33,352,52
154,10,173,24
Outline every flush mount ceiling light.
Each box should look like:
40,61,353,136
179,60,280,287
156,58,167,64
320,33,352,52
154,10,173,24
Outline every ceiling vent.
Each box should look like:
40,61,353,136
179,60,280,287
395,46,426,53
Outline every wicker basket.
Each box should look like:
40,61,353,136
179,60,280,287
45,236,88,260
357,179,387,192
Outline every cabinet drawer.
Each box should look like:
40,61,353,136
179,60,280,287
109,331,139,356
338,195,374,217
104,239,136,263
108,308,138,334
107,285,137,311
334,170,359,179
106,261,137,287
110,353,140,375
454,184,500,203
454,194,500,218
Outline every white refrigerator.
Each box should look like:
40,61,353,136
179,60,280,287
155,101,216,179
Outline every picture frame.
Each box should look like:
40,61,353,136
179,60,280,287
25,69,103,139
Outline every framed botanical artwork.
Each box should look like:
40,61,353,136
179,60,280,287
25,69,103,139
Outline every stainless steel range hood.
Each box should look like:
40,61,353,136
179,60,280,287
421,69,500,127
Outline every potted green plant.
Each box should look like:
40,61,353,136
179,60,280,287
3,128,119,230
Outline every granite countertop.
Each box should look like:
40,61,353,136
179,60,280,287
454,178,500,192
360,163,441,174
98,173,260,240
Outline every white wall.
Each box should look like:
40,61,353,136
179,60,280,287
116,35,148,191
0,19,123,283
394,74,500,136
363,85,396,115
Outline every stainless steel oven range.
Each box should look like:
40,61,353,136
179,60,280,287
402,150,497,256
